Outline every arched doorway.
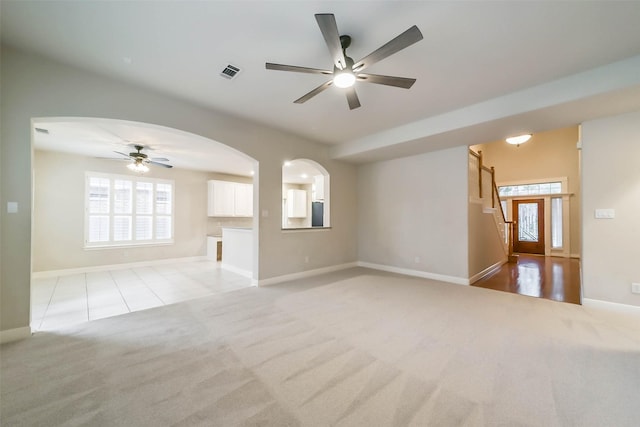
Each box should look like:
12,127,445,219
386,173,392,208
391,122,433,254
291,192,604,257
30,117,259,330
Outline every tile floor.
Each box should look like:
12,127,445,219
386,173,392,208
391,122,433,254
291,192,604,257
31,259,252,331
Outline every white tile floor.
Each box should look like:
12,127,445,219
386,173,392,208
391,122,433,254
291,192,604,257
31,260,252,331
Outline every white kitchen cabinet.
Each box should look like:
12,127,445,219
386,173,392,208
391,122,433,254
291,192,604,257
287,189,307,218
208,180,253,217
234,183,253,217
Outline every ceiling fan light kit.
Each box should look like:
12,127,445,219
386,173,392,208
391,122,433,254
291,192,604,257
266,13,423,109
114,144,173,173
333,69,356,88
127,160,150,173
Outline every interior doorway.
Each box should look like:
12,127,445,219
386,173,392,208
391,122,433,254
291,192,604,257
513,199,545,254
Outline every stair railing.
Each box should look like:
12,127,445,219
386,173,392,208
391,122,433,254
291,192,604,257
469,149,517,262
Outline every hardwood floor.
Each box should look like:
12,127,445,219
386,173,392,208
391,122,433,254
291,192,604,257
472,254,581,304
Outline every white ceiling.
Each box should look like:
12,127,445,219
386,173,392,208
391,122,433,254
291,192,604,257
3,1,640,169
31,118,256,175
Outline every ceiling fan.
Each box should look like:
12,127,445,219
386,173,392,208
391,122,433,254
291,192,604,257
114,145,173,172
266,13,423,110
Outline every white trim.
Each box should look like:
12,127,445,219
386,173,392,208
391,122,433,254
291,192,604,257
582,298,640,316
469,259,507,284
257,262,358,287
220,263,252,279
32,256,208,278
357,262,469,285
0,326,31,344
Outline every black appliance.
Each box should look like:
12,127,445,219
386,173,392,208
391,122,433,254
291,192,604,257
311,201,324,227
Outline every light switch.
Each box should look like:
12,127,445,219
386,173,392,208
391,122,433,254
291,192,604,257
594,209,615,219
261,209,269,218
7,202,18,213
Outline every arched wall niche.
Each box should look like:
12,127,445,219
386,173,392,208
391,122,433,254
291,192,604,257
282,158,330,229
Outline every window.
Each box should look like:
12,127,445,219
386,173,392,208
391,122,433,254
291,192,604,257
498,181,562,197
551,197,563,248
85,172,174,247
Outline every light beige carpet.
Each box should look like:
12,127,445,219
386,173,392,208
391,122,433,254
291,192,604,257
2,269,639,426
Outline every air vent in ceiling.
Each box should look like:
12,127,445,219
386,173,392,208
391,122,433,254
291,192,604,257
220,64,241,80
35,127,50,134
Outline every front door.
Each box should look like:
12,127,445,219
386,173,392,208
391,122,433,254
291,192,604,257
513,199,545,254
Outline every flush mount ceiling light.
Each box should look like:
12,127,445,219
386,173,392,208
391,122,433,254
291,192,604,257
505,134,532,146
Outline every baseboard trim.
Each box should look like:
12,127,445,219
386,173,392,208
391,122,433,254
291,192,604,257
0,326,31,344
469,259,507,285
357,262,469,286
32,256,209,278
582,298,640,315
570,253,581,259
221,263,252,279
257,262,358,287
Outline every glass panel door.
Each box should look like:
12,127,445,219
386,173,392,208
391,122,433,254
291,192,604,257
513,199,545,254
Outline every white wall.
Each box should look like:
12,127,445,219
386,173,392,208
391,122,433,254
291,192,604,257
33,150,211,272
581,110,640,307
0,46,358,333
357,146,469,282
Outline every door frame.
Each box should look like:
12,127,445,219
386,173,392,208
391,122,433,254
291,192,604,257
498,177,573,258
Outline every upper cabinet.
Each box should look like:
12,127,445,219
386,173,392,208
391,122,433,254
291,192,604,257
208,180,253,217
233,183,253,217
286,189,307,218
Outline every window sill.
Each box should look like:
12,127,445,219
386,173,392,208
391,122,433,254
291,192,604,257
84,241,174,250
281,227,332,233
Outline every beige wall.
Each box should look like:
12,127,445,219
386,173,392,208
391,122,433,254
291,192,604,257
468,201,508,281
32,150,214,271
1,46,358,333
357,146,469,281
581,110,640,307
472,126,581,256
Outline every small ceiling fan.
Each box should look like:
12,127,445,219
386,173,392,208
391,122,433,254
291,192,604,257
114,145,173,172
266,13,423,110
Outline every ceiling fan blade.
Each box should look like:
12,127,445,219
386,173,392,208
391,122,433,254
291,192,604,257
345,87,361,110
294,80,333,104
150,157,169,162
147,160,173,168
266,63,332,75
353,25,423,72
356,73,416,89
114,151,131,158
315,13,347,69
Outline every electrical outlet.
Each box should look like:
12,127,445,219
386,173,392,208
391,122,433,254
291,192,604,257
304,256,309,263
632,283,640,294
414,256,421,263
